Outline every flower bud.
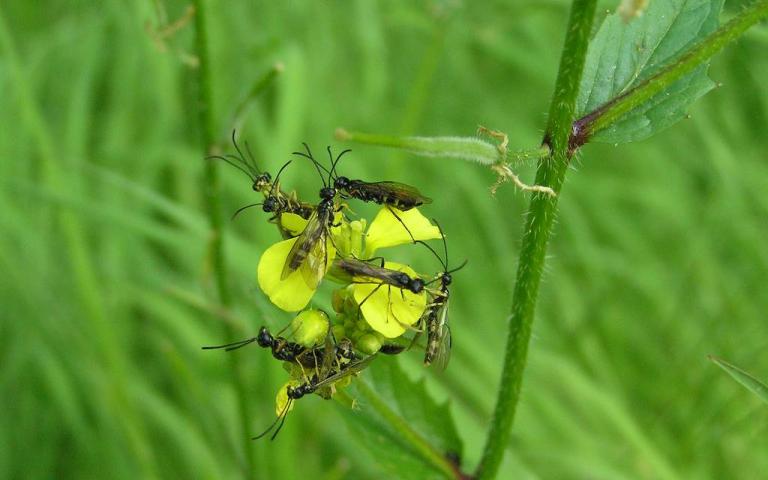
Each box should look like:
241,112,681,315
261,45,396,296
357,333,382,355
332,288,347,313
290,309,329,348
332,324,346,341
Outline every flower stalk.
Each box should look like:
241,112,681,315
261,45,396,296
191,1,256,477
474,0,598,478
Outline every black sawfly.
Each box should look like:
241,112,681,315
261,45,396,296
335,256,428,335
280,146,351,289
202,325,357,368
413,221,466,369
335,257,425,294
293,143,432,211
254,353,377,440
208,131,315,236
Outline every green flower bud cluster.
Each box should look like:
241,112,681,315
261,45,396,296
331,287,386,355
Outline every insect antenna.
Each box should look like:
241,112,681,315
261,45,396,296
207,153,256,182
252,398,293,440
231,202,264,220
269,160,293,196
269,398,293,440
293,143,328,188
242,137,264,175
414,239,447,273
201,337,258,351
327,146,351,184
446,259,469,275
429,218,468,274
209,130,262,181
432,219,450,270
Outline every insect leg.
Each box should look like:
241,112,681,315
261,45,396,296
202,337,258,351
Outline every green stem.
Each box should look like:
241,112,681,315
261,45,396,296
336,129,498,164
336,128,550,166
355,381,460,479
572,0,768,147
474,1,598,479
190,1,255,478
223,62,283,142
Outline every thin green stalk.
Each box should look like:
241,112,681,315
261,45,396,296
474,1,598,478
223,62,283,142
355,381,461,479
572,0,768,146
336,128,550,166
710,356,768,404
190,1,255,478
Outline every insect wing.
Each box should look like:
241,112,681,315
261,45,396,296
320,329,336,378
424,298,451,369
311,354,377,391
352,180,432,207
338,259,407,287
303,233,329,290
281,210,327,289
431,304,452,371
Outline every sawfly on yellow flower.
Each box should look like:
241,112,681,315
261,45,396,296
255,353,377,441
209,131,315,237
280,145,351,289
293,142,432,211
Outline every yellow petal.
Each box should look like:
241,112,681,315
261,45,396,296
352,262,426,338
275,381,296,416
257,238,317,312
279,213,307,237
364,207,441,257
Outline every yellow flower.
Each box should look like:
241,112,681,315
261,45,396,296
364,207,441,257
275,381,296,416
257,237,337,312
278,213,308,237
257,206,439,314
351,261,426,338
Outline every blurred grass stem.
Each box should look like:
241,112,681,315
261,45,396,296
475,0,598,478
191,1,255,478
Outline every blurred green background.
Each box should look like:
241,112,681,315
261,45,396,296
2,0,767,478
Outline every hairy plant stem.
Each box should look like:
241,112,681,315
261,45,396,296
355,381,462,479
335,128,550,166
191,1,255,478
572,0,768,147
474,1,598,478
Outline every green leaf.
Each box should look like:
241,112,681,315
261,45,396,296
337,359,463,479
341,408,442,480
577,0,723,143
710,356,768,404
369,360,463,459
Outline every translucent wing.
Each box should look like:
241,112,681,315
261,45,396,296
337,258,410,287
311,354,377,391
302,232,329,290
319,329,336,378
348,180,432,208
281,209,328,289
365,181,433,204
431,305,452,371
424,298,451,369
